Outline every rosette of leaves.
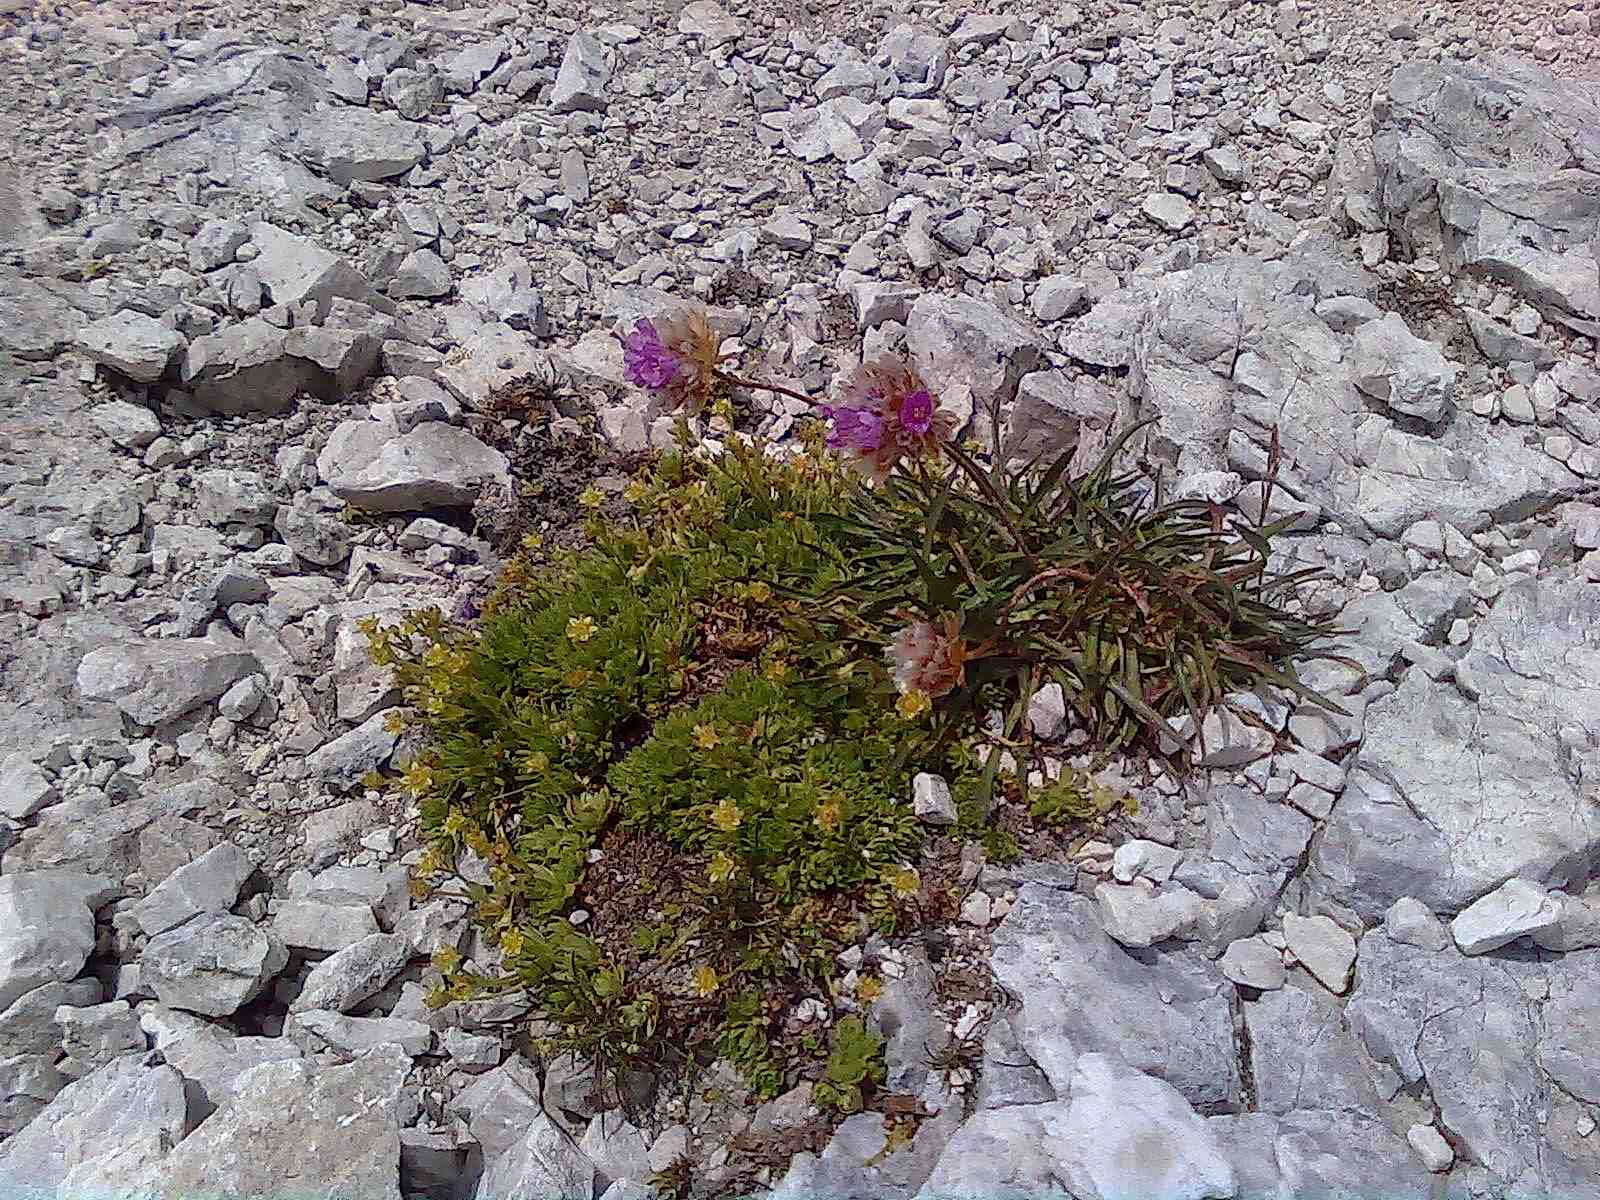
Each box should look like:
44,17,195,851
797,419,1352,789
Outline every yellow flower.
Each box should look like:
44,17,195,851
746,581,772,604
500,928,526,956
382,711,407,735
708,851,737,884
814,797,842,833
523,750,549,774
764,659,790,682
566,615,598,643
692,724,720,751
885,864,921,897
857,975,884,1003
624,480,648,504
431,946,462,974
896,689,933,720
579,486,606,509
563,667,593,688
711,799,743,832
694,965,720,998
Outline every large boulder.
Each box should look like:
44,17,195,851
140,914,288,1017
157,1049,410,1200
0,873,114,1016
73,311,184,383
293,106,427,185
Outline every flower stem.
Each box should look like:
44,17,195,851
713,369,814,407
942,442,1039,571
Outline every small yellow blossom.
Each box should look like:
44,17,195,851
885,864,921,897
500,928,526,957
814,797,842,833
566,615,598,643
579,486,606,509
692,724,721,751
857,975,884,1003
431,946,462,975
764,659,790,682
711,798,743,832
896,689,933,720
623,480,648,504
383,710,407,735
708,851,738,884
523,750,550,774
694,964,720,997
563,667,593,688
746,581,772,604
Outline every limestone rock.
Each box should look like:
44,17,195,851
140,914,287,1017
73,311,184,383
318,421,509,513
77,637,258,726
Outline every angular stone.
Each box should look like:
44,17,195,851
0,753,55,821
906,294,1044,436
318,420,509,512
1383,897,1450,952
272,898,381,952
54,1000,145,1076
132,842,255,936
141,914,287,1017
1450,877,1562,955
550,31,610,113
389,249,451,300
295,106,426,185
1142,191,1196,232
0,980,102,1058
1349,313,1456,424
77,637,258,726
157,1050,409,1200
1282,913,1357,994
475,1111,596,1200
1094,881,1202,948
305,710,401,789
0,872,107,1016
74,311,184,383
0,1054,187,1199
1219,936,1285,990
89,400,162,450
289,1009,432,1057
911,772,957,826
1243,983,1380,1115
140,1005,302,1119
291,932,411,1014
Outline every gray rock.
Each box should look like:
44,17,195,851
318,420,510,512
289,1010,432,1057
989,884,1241,1110
381,67,443,121
458,260,549,334
190,219,250,272
0,980,102,1058
140,1005,303,1119
54,1000,145,1076
1208,1109,1432,1200
0,872,110,1016
89,400,162,450
157,1049,409,1200
131,842,255,936
77,637,258,726
1094,881,1202,948
869,949,947,1104
0,1054,187,1200
550,32,610,113
771,1106,960,1200
1281,913,1357,994
250,223,379,319
1309,577,1600,922
580,1113,651,1190
436,324,553,408
1219,936,1285,989
475,1111,596,1200
291,932,411,1014
1464,308,1559,367
141,914,287,1017
911,773,957,826
195,468,277,527
0,1053,69,1137
1407,1124,1454,1172
304,710,401,789
1202,146,1248,184
1383,897,1450,951
1243,982,1381,1115
272,898,381,952
73,311,184,383
451,1059,549,1163
1031,275,1087,322
1450,877,1562,954
906,294,1044,435
218,674,268,722
275,503,352,567
916,1054,1233,1200
389,249,451,299
295,105,426,185
1142,191,1196,232
0,753,55,821
1349,313,1456,423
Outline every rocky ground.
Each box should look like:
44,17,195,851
2,0,1600,1197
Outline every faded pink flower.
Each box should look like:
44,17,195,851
820,357,956,482
615,306,723,415
887,614,971,699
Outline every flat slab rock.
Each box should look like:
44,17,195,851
318,420,509,512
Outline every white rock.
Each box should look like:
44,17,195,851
1095,881,1201,948
912,772,957,826
1027,682,1067,738
1450,878,1562,955
1220,936,1287,990
1407,1123,1454,1171
1110,839,1183,884
1282,913,1357,994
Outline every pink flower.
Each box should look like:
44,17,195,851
821,405,884,452
887,615,971,699
622,319,682,391
898,390,934,436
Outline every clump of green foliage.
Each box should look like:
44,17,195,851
374,336,1345,1118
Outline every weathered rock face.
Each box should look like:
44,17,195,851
157,1049,410,1200
1371,56,1600,333
140,914,288,1017
987,884,1242,1111
0,872,110,1015
1310,577,1600,922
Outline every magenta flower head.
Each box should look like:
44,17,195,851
898,389,934,436
622,319,682,392
821,404,884,452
